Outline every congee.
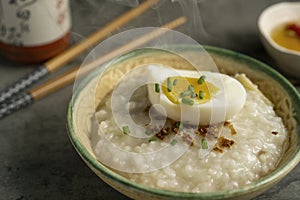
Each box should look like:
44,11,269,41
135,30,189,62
79,51,289,193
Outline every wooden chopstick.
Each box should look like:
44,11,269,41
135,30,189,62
31,16,186,100
45,0,159,72
0,16,187,119
0,0,159,105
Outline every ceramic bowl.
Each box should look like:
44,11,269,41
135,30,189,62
258,2,300,78
67,46,300,200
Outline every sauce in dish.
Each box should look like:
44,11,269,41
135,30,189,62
272,22,300,52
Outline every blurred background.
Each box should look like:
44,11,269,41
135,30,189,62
0,0,299,199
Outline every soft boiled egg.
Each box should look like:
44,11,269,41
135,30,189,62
147,65,246,125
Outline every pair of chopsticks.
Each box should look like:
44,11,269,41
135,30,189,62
0,0,159,105
0,1,186,119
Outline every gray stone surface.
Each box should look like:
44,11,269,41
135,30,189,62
0,0,299,199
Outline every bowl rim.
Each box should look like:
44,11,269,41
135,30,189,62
258,1,300,56
67,45,300,199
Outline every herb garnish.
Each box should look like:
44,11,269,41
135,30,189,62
149,137,157,142
176,121,184,130
155,83,160,93
122,126,130,135
188,85,195,93
201,138,208,149
182,97,194,106
171,139,177,146
190,93,197,98
145,129,152,135
180,90,192,97
173,79,178,86
198,75,206,85
199,90,205,99
167,77,172,92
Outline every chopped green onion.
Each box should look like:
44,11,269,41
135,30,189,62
167,77,172,92
149,137,157,142
199,90,205,99
171,139,177,146
155,83,160,93
188,85,195,93
190,93,197,98
145,129,152,135
198,75,206,85
180,90,192,97
182,97,194,106
176,121,184,130
173,79,178,86
201,138,208,149
122,126,130,135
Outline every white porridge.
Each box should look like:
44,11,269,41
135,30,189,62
91,69,288,193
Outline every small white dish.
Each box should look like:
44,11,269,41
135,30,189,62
258,2,300,78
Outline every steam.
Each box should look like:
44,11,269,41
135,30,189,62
72,0,218,45
106,0,139,7
172,0,217,43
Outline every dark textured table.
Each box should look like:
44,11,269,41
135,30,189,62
0,0,299,199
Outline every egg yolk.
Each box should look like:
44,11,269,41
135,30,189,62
162,76,218,105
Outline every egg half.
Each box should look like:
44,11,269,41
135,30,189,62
147,65,246,125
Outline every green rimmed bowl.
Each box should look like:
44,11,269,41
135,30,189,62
67,46,300,200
